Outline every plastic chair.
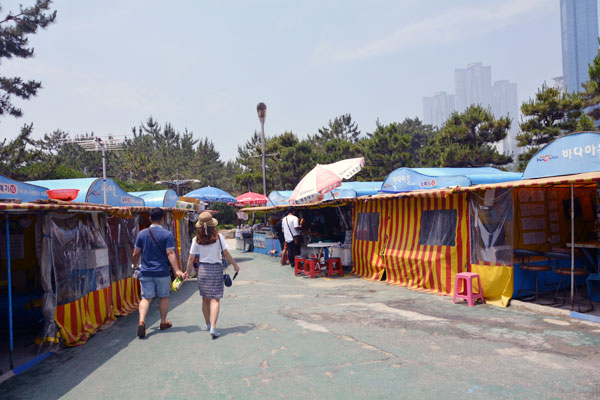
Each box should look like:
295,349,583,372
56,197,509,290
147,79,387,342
453,272,485,307
326,257,344,277
294,256,306,277
304,258,322,279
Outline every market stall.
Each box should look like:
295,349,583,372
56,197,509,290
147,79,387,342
350,167,522,298
464,131,600,310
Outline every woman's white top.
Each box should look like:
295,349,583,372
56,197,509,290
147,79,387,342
190,233,228,264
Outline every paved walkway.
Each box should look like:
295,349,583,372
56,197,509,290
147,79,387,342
1,248,600,399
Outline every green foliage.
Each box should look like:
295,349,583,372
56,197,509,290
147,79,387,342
423,105,512,167
210,202,237,226
0,0,56,120
576,114,595,131
0,123,41,179
517,84,583,170
363,118,434,180
310,114,363,164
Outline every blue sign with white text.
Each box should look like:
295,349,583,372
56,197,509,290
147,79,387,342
523,132,600,179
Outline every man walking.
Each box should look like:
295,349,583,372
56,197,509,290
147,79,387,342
132,207,186,338
282,207,301,267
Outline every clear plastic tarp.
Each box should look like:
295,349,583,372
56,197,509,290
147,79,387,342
355,212,379,242
470,188,514,266
106,215,139,282
418,209,457,246
48,214,110,306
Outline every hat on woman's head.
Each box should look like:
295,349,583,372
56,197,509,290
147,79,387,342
196,211,218,230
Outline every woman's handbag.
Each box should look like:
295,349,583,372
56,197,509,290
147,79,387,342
219,237,236,286
218,236,231,268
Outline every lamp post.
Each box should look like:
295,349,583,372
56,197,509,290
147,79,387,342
155,172,200,195
256,102,267,196
73,135,124,205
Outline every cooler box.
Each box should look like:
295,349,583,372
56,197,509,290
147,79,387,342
330,247,352,267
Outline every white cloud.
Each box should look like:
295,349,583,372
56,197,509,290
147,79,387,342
310,0,548,64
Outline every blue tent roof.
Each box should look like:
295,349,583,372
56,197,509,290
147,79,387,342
0,174,50,202
268,191,293,206
337,181,382,196
323,188,357,201
28,178,145,207
381,167,522,193
183,186,236,203
129,190,178,208
523,131,600,179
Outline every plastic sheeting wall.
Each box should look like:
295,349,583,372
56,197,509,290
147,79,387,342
352,192,470,294
107,215,139,282
470,188,514,266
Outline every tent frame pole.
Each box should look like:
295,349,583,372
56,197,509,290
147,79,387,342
5,212,14,370
330,193,349,231
570,183,574,311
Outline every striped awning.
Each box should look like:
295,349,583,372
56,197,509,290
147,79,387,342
0,201,133,218
458,171,600,191
240,199,349,213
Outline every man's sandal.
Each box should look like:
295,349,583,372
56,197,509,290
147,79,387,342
137,322,146,338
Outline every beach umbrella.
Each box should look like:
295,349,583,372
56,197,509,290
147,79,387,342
184,186,236,203
289,157,364,230
236,192,269,206
289,157,365,204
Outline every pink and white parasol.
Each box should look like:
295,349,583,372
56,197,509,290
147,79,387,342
235,191,269,206
289,157,365,204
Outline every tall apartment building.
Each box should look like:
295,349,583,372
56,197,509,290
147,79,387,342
422,62,520,158
455,63,493,113
493,80,519,155
422,91,455,127
560,0,599,93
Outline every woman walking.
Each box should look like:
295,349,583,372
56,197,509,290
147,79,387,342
187,212,240,339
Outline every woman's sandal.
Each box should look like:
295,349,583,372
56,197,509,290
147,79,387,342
159,321,173,330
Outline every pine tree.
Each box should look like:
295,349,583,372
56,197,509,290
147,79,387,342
517,84,583,170
0,1,56,120
423,105,513,168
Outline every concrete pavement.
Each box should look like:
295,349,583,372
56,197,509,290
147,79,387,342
1,248,599,399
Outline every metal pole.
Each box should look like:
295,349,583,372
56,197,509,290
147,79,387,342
570,183,575,311
101,145,107,205
330,192,349,230
5,213,14,369
261,120,266,197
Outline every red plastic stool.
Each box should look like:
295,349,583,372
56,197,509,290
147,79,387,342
326,257,344,277
453,272,485,307
294,257,306,276
304,258,322,279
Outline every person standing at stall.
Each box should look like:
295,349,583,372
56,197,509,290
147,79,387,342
274,214,287,265
282,207,301,267
132,207,186,339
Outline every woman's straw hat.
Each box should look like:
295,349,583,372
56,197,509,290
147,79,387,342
196,211,218,228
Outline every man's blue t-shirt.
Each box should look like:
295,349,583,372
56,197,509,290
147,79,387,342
135,225,175,277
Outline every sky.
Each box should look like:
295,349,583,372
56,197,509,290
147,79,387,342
0,0,594,161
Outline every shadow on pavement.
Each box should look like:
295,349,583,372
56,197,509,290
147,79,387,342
0,280,198,399
215,324,256,338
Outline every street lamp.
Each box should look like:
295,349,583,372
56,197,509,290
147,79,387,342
256,102,267,196
155,172,200,195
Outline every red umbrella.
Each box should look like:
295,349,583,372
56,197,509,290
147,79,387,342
236,192,269,206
